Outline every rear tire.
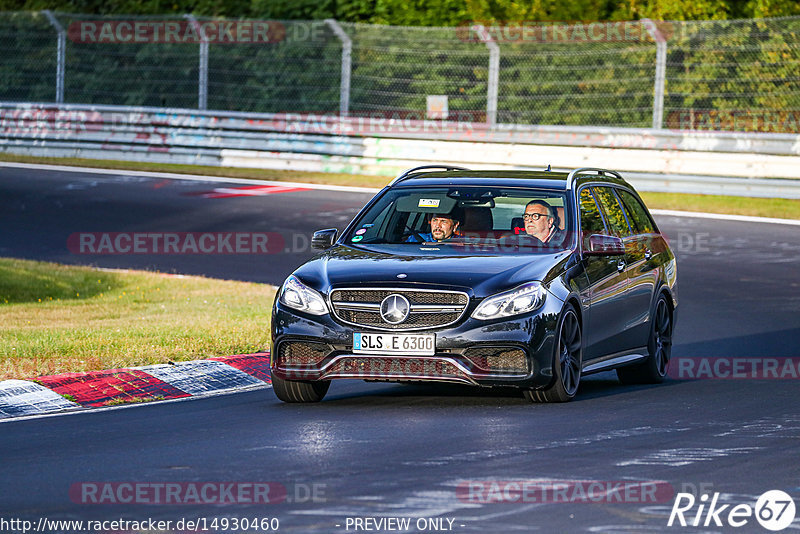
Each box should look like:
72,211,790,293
617,293,673,385
524,304,582,403
272,375,330,403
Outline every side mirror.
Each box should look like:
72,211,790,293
585,234,625,256
311,228,338,250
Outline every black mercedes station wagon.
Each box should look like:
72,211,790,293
270,166,677,403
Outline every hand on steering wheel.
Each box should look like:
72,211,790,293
401,229,426,242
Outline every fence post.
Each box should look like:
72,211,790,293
472,24,499,127
325,19,351,117
184,14,208,110
42,10,65,104
642,19,667,130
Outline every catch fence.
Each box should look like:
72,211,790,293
1,13,799,132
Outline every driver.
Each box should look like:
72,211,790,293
410,210,461,242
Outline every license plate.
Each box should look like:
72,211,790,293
353,333,436,355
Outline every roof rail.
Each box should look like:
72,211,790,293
566,167,623,190
389,165,471,187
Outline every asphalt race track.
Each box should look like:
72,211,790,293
1,165,799,533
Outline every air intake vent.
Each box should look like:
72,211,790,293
464,347,528,373
278,341,331,366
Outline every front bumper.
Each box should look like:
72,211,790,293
270,296,563,389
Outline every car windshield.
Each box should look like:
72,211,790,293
345,186,572,253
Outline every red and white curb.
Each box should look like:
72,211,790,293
0,353,271,420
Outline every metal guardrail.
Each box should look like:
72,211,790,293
3,102,799,155
2,102,800,198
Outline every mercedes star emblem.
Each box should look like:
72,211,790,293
380,294,411,324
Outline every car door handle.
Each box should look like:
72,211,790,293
644,249,652,260
617,260,626,272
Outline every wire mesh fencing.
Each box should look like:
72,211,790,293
55,13,198,108
492,22,660,127
663,17,800,132
340,22,492,121
1,12,799,132
0,12,58,103
202,18,342,113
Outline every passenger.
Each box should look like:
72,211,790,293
523,200,563,244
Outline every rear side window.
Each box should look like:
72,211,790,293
593,187,632,237
579,188,606,248
618,190,656,234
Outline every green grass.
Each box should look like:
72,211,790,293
0,258,275,380
104,395,165,406
3,152,800,220
639,192,800,220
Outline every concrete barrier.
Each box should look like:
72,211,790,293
3,102,800,197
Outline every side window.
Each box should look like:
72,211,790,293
618,190,656,234
593,187,632,237
357,202,393,241
579,188,606,248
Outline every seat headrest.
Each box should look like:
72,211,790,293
511,216,525,234
461,207,493,231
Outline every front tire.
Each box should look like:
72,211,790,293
617,293,673,384
525,304,582,403
272,375,330,403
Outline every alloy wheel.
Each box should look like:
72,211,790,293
559,309,582,395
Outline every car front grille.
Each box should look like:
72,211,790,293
329,288,469,331
464,347,529,373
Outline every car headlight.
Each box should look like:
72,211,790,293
471,282,546,320
279,275,328,315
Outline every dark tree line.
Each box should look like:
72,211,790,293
2,0,799,22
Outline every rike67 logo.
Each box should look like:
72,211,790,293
668,490,796,531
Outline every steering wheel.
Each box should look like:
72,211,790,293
400,229,426,242
497,232,544,248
